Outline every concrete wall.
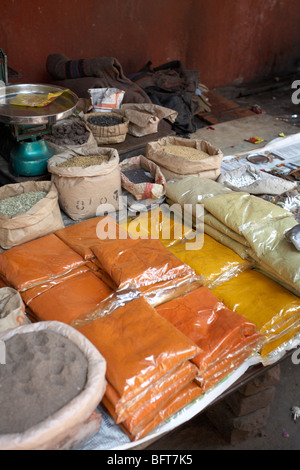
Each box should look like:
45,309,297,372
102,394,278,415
1,0,299,88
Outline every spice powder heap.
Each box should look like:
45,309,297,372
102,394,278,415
57,155,110,168
160,145,209,161
0,191,47,217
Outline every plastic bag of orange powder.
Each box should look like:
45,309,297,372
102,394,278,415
91,237,195,291
124,382,202,441
55,216,129,260
27,270,113,324
76,296,201,412
0,234,85,292
104,361,197,424
103,361,197,433
156,286,262,373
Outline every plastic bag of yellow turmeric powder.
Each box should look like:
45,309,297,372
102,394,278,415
91,237,196,291
76,296,201,411
120,204,195,247
168,234,252,288
0,234,85,292
25,270,113,325
212,270,300,361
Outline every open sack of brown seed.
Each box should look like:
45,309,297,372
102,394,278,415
0,321,107,450
83,112,129,144
0,181,64,249
48,147,123,220
145,136,223,181
120,155,167,201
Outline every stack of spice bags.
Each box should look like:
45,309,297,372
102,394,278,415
212,270,300,364
0,233,113,325
76,295,202,441
155,286,263,393
202,192,300,295
168,234,252,289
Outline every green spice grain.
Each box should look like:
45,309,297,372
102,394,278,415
57,155,110,168
0,191,47,217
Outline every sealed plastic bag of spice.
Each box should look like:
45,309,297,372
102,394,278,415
0,233,85,292
76,296,201,412
91,237,196,291
168,234,252,288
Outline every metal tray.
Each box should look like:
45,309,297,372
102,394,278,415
0,83,78,125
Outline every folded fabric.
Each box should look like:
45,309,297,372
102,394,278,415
91,237,195,290
26,270,113,325
212,270,300,360
168,234,252,288
76,296,201,413
55,216,129,260
0,234,85,292
156,287,262,374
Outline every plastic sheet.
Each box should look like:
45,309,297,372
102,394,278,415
91,237,196,291
26,270,113,325
120,204,195,248
168,234,252,288
155,287,262,378
212,270,300,360
0,234,85,292
76,296,201,413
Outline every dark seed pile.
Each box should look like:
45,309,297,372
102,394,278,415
47,120,90,146
122,168,155,184
87,115,123,127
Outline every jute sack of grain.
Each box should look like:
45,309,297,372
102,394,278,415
0,287,30,332
0,321,107,450
159,166,221,182
48,147,123,220
0,181,64,249
145,136,223,179
83,112,129,144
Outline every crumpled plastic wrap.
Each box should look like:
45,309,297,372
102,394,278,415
212,270,300,363
0,321,106,450
0,234,85,292
90,237,196,291
168,234,252,288
218,164,297,195
285,224,300,251
76,296,201,416
23,270,113,325
155,287,263,391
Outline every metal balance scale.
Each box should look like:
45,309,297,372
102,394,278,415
0,84,78,177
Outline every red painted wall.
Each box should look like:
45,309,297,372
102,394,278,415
1,0,300,88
